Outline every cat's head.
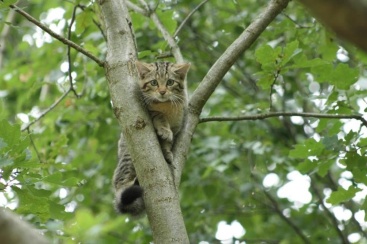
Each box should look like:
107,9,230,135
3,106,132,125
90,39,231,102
135,61,190,103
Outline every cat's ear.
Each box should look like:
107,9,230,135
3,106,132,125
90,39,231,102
135,61,152,79
173,63,191,80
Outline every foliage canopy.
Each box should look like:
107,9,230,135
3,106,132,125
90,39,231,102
1,0,367,243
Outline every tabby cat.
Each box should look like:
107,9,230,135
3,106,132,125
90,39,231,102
113,61,190,216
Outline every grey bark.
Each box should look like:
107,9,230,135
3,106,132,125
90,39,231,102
98,0,189,243
0,208,49,244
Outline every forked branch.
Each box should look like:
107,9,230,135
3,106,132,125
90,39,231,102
173,0,291,186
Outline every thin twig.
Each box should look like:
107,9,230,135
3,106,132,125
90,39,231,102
0,8,16,68
137,0,184,63
67,4,83,98
10,4,105,67
199,112,367,127
126,1,146,14
269,69,280,111
311,182,350,244
251,170,310,243
174,0,209,37
21,88,72,131
262,188,310,243
282,13,313,29
93,19,107,41
26,128,42,163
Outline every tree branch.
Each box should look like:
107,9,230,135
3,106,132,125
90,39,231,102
173,0,291,186
126,1,146,14
9,4,105,67
21,88,72,132
199,112,367,127
173,0,209,38
0,208,49,244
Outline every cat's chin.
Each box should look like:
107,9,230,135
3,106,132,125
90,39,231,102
153,97,171,103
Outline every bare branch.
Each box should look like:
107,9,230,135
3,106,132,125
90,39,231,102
173,0,291,186
174,0,209,38
199,112,367,127
21,88,72,131
9,4,105,67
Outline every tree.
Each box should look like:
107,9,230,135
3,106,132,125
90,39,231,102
1,0,367,243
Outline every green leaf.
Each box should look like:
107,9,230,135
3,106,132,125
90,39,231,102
311,64,333,82
138,50,153,59
63,177,80,187
321,135,339,151
0,120,21,148
330,63,359,90
157,9,177,35
297,159,315,174
292,55,329,68
0,0,17,8
256,72,275,90
281,40,301,65
289,138,325,158
130,12,145,31
255,45,276,66
43,172,63,185
327,186,360,205
317,159,334,177
76,10,93,35
0,156,13,167
13,186,50,221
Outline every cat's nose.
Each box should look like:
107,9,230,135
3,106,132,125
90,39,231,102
159,90,166,95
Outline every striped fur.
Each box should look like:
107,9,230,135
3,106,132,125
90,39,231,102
113,61,190,216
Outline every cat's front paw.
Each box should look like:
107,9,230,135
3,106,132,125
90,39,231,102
157,127,173,142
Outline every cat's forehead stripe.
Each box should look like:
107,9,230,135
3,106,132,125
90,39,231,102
153,62,170,78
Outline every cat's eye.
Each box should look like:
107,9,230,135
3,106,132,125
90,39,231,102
166,79,175,86
150,80,158,86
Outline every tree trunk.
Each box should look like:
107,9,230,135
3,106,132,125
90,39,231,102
98,0,189,243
